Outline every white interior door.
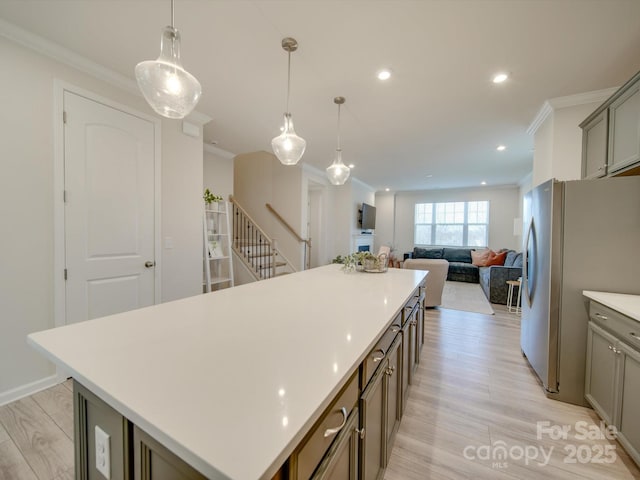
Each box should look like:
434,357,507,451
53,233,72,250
64,91,156,324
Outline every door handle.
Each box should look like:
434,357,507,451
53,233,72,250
523,218,533,307
145,261,155,268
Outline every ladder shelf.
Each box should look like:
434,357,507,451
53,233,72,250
203,201,234,292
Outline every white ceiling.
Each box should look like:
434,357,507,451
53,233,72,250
2,0,640,192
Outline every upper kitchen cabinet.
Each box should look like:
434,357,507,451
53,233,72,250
581,70,640,179
581,111,608,179
609,82,640,174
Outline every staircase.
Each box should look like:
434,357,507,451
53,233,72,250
230,197,296,280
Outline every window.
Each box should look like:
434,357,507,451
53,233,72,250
414,201,489,247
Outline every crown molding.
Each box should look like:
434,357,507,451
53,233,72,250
527,87,618,136
0,17,211,121
547,87,618,109
204,143,235,159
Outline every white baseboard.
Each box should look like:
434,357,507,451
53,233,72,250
0,374,61,407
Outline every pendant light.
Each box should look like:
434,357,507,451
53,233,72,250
326,97,351,185
135,0,202,119
271,37,306,165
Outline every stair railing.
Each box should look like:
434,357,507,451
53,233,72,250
228,196,296,280
265,203,311,270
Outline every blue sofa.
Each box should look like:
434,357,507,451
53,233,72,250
404,247,523,304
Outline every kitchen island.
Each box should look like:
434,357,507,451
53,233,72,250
28,264,427,480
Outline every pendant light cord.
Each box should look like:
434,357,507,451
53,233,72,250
286,50,292,114
336,103,341,150
170,0,175,28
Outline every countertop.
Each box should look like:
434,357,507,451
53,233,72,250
583,291,640,322
28,264,426,480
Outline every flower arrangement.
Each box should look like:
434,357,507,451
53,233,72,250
338,251,387,273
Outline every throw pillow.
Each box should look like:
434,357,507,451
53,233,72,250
512,253,523,268
471,249,492,266
486,250,508,266
504,250,517,267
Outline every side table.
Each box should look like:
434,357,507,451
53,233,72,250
506,279,522,314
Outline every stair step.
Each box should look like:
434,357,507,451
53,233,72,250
245,252,276,259
258,262,286,270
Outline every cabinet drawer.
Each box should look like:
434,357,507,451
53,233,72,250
291,371,359,480
361,315,402,389
589,301,640,351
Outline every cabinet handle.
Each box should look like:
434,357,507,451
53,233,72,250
594,313,608,320
608,345,613,350
630,332,640,341
411,320,417,326
144,261,155,268
386,365,395,376
355,427,365,439
324,407,347,437
372,349,385,363
391,326,400,333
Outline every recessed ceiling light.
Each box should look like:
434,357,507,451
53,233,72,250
377,69,392,81
496,145,506,151
348,164,355,168
492,72,508,84
385,188,390,192
481,181,487,185
425,174,433,178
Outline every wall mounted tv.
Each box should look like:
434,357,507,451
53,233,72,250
359,203,376,230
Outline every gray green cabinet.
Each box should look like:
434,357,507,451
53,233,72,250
581,111,609,179
581,70,640,179
585,322,618,424
608,82,640,174
585,301,640,467
616,342,640,464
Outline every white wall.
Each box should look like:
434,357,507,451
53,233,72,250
203,147,234,202
531,95,613,188
373,193,396,252
0,36,204,402
377,186,521,257
160,120,204,302
533,114,554,187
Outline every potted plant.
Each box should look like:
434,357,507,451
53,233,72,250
203,189,223,210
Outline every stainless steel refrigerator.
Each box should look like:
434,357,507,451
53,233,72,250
521,176,640,406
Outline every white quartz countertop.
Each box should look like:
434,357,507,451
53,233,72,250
28,264,426,480
583,291,640,322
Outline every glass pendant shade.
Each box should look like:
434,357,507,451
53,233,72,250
271,113,307,165
326,149,351,185
135,26,202,119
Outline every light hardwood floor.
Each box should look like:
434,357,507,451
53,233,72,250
1,306,639,479
385,305,640,480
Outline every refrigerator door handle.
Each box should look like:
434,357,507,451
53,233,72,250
523,218,534,307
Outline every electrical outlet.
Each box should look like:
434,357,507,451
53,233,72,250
95,425,111,479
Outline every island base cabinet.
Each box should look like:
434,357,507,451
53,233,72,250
360,359,386,480
311,408,359,480
616,343,640,465
74,381,130,480
133,426,206,480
